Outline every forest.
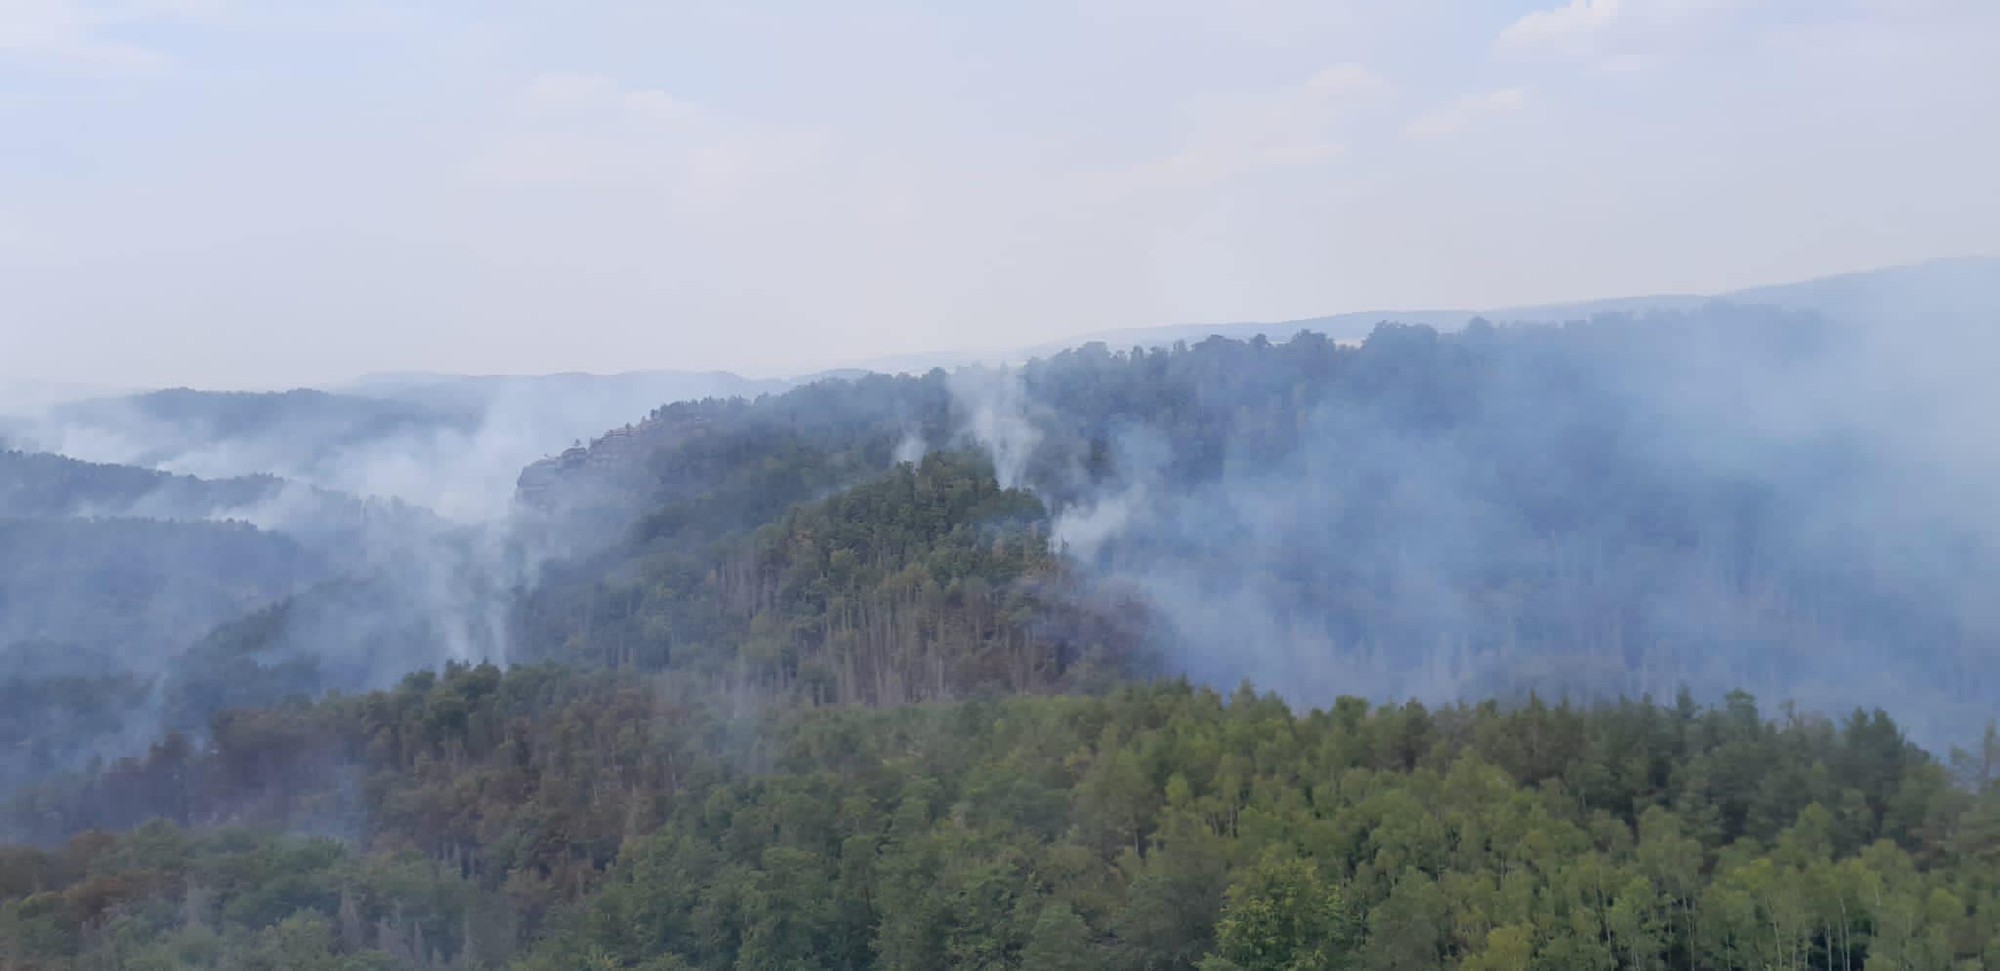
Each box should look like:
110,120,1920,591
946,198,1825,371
4,307,2000,967
516,308,2000,744
3,665,1997,968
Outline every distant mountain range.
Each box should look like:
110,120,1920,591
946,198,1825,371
846,255,2000,372
0,372,797,520
3,256,1992,515
6,257,1992,422
340,369,791,416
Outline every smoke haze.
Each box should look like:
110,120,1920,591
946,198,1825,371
2,258,1997,797
0,371,789,787
948,263,2000,746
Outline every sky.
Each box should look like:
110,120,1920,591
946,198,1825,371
2,0,1997,390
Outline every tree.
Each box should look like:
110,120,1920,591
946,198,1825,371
1360,874,1448,971
1021,900,1098,971
1206,854,1358,971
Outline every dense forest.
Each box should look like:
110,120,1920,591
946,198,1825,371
5,306,1999,967
523,450,1143,707
517,308,1999,744
4,665,1998,968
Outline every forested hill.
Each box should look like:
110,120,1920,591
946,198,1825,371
5,304,2000,967
0,448,438,544
0,446,452,665
0,450,281,520
0,451,331,668
0,450,459,794
512,305,2000,745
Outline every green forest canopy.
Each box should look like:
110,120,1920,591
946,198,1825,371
4,665,1998,969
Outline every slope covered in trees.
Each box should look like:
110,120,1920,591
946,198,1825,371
0,516,330,791
0,450,286,521
970,313,1997,745
5,664,1998,968
0,518,322,653
6,305,1999,968
0,445,475,793
515,307,2000,745
522,450,1144,707
0,451,344,665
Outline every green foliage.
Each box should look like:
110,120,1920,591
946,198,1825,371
1208,855,1358,971
12,322,2000,969
5,667,1998,969
523,450,1142,704
0,822,481,969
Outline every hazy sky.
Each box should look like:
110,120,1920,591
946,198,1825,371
3,0,1996,389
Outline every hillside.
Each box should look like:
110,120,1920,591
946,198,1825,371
0,450,283,521
0,517,324,660
505,306,2000,745
12,303,1998,774
0,516,328,790
10,0,1994,961
5,298,2000,967
0,447,488,792
0,448,452,655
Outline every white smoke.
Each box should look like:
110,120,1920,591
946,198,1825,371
893,428,930,465
945,279,2000,748
949,365,1042,489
